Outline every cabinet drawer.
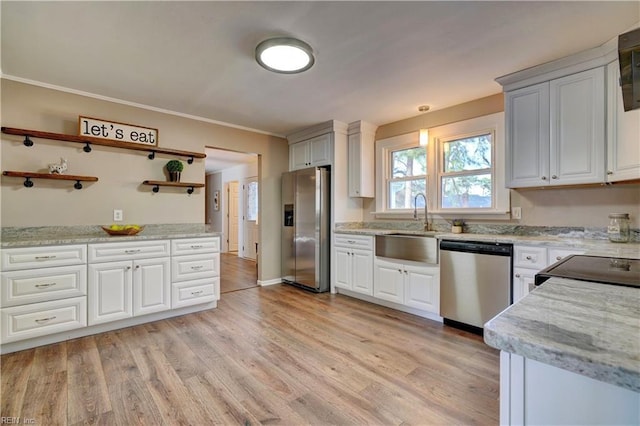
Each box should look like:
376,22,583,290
0,296,87,343
88,240,170,262
1,245,86,271
171,253,220,282
334,234,373,250
1,265,87,308
514,246,548,270
171,237,220,256
172,277,218,309
548,248,585,264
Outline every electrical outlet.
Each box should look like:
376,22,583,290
113,209,123,222
511,207,522,220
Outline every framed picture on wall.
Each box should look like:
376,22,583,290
213,190,220,211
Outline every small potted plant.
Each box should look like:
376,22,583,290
165,160,184,182
451,219,465,234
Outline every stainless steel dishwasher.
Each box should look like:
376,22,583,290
439,239,512,332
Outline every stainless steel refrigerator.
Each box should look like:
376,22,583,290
281,167,330,292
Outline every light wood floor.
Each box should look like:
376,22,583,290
1,284,499,425
220,252,258,294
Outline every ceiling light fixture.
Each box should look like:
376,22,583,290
418,105,430,146
255,37,315,74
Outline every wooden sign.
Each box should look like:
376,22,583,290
78,116,158,146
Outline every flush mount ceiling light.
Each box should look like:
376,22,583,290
255,37,315,74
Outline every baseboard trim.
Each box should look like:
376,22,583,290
258,278,282,287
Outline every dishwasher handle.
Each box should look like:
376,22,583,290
439,239,512,256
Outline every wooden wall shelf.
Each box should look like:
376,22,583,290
3,171,98,190
1,127,206,163
142,180,205,194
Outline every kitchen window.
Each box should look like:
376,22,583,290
375,112,509,219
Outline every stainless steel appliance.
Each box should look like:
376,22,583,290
535,255,640,288
281,167,330,292
439,240,513,332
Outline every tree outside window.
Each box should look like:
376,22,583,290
440,133,493,208
388,147,426,209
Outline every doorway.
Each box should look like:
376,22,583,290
204,147,260,293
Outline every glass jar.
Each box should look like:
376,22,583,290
608,213,630,243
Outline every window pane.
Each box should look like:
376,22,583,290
443,134,491,172
441,174,491,208
391,147,426,178
388,179,426,209
246,181,258,221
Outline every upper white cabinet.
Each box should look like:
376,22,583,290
606,60,640,182
347,121,377,198
505,67,605,188
289,133,332,170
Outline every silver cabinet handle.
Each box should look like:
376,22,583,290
515,273,521,278
190,245,203,249
126,266,132,270
347,240,356,244
526,256,532,260
135,264,141,269
404,270,408,275
398,269,402,273
125,249,141,254
607,171,613,175
541,176,547,180
190,265,204,270
35,316,56,323
35,282,56,288
191,290,204,296
556,256,562,261
35,255,57,260
552,175,558,179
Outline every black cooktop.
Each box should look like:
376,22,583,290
535,255,640,288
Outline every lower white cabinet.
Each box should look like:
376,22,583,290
512,245,585,303
171,237,220,308
1,296,87,343
373,257,440,314
334,235,374,295
172,277,219,309
88,240,172,326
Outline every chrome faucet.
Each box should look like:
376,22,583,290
413,192,430,231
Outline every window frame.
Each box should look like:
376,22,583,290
387,145,427,210
374,112,510,220
437,129,496,211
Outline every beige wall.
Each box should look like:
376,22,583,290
0,79,289,281
367,93,640,228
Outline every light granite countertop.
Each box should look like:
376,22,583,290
334,229,640,258
484,276,640,393
1,224,221,248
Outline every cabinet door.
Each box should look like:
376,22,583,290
351,249,373,296
513,268,536,303
88,261,133,325
404,264,439,314
606,61,640,182
505,82,550,187
289,142,310,170
547,248,585,264
550,67,605,185
308,134,332,167
334,247,352,290
133,257,171,316
373,258,404,304
348,133,363,197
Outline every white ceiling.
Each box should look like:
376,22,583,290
2,1,638,144
205,147,257,174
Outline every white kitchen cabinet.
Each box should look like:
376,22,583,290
170,237,220,308
0,296,87,344
88,260,133,325
0,244,88,345
374,257,439,314
289,133,332,170
501,352,639,425
347,121,377,198
88,240,171,325
505,67,605,188
334,235,373,295
606,61,640,182
512,244,585,303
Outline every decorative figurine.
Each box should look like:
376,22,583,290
48,158,68,174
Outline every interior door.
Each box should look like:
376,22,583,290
242,177,258,261
228,181,239,252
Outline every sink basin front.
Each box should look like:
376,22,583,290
375,233,438,264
